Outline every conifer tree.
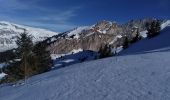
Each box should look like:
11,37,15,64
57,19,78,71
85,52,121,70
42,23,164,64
1,31,52,84
16,31,35,83
98,44,112,58
33,42,52,73
123,37,129,49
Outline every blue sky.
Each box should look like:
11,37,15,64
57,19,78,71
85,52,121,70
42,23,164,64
0,0,169,32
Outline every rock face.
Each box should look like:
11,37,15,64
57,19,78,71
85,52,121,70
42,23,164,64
0,21,58,52
46,18,162,54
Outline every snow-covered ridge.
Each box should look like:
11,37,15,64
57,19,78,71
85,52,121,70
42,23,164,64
66,26,91,39
0,21,58,40
161,20,170,30
0,21,58,52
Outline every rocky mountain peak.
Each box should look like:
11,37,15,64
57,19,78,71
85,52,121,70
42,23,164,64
46,18,165,54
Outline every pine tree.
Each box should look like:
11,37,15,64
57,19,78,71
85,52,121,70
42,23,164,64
16,31,35,83
33,42,52,73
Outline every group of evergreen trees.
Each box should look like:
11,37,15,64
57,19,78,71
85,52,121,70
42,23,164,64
98,20,161,59
98,44,112,58
146,20,161,38
98,30,142,58
1,31,52,84
0,49,16,63
123,33,141,49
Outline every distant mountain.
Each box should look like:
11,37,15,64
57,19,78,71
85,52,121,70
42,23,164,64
45,18,169,54
0,21,58,52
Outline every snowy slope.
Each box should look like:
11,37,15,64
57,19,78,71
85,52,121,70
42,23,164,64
66,26,91,39
1,27,170,100
121,26,170,55
1,48,170,100
161,20,170,30
0,21,58,52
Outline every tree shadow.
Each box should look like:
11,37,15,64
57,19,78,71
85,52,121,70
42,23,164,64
52,50,98,70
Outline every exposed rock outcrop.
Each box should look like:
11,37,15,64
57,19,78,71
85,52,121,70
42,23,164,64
46,18,163,54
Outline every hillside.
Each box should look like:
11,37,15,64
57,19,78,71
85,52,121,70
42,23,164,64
0,27,170,100
121,26,170,55
0,21,58,52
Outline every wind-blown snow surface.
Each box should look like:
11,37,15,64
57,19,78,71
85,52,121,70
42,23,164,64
1,27,170,100
0,21,58,52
